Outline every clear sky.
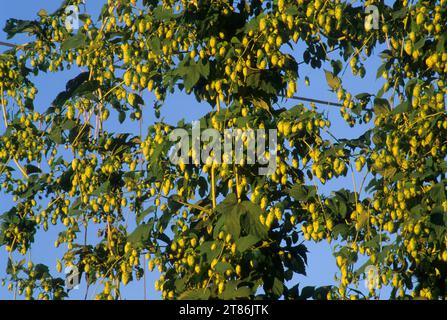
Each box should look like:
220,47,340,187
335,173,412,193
0,0,390,299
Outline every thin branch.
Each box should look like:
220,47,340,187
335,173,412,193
288,95,343,107
167,196,212,215
0,41,16,48
0,41,29,50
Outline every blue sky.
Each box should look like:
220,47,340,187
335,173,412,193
0,0,389,299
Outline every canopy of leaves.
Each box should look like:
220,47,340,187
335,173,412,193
0,0,447,301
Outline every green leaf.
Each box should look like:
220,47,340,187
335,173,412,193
219,281,253,299
286,254,306,275
65,71,90,91
153,6,175,20
60,119,77,131
236,235,260,253
3,19,38,39
392,101,410,114
332,223,350,239
149,37,162,55
230,37,241,45
288,185,317,201
312,286,333,299
24,164,41,175
373,98,390,116
50,72,91,109
61,33,86,51
430,183,446,203
355,92,372,100
252,99,271,113
355,210,369,231
136,206,156,225
329,196,348,218
430,206,447,227
174,278,187,292
436,34,446,53
241,201,268,239
197,60,210,78
92,181,110,196
34,264,50,279
69,209,82,216
214,194,246,239
299,286,315,300
324,69,341,91
127,223,151,246
224,205,242,239
414,38,426,51
197,241,221,261
215,193,238,214
331,60,343,76
37,9,48,17
49,126,64,144
183,64,201,91
271,277,284,297
178,288,210,300
383,166,397,180
72,80,100,98
215,262,232,274
129,93,144,107
118,111,126,123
